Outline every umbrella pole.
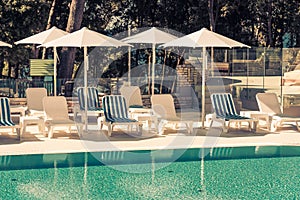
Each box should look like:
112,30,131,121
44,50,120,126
148,57,151,95
160,49,167,94
128,27,131,85
84,46,88,131
201,47,206,128
53,47,57,96
128,46,131,85
152,44,155,95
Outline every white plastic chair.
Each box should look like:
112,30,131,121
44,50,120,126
26,88,47,117
43,96,82,139
151,94,193,135
256,92,300,131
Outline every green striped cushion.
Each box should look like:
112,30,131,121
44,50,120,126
103,95,137,123
0,97,15,126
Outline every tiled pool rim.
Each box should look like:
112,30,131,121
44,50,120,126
1,145,300,171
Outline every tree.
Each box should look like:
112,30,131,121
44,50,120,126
58,0,84,82
1,0,300,81
208,0,219,32
248,0,300,47
42,0,57,59
0,0,52,77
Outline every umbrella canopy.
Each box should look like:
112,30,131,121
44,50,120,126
161,28,250,128
41,27,131,131
15,26,69,96
160,28,250,48
15,26,68,45
42,27,130,48
0,41,12,48
122,27,178,94
122,27,178,44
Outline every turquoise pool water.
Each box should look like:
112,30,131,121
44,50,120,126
1,146,300,199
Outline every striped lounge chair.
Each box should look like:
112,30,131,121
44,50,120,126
210,93,257,132
101,95,143,137
0,97,20,139
74,87,103,124
120,85,153,127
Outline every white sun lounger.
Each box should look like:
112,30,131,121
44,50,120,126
151,94,193,135
43,96,82,139
256,92,300,131
26,88,47,117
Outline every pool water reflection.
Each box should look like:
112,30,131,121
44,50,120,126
0,146,299,199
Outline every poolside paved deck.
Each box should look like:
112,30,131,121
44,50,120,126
1,111,300,156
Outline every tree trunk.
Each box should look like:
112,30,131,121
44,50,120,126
147,53,151,95
208,0,215,31
160,49,167,94
59,0,84,83
267,0,273,47
42,0,57,59
208,0,217,76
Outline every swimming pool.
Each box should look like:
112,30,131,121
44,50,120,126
1,146,300,199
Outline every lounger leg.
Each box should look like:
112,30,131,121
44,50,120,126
147,120,151,129
68,126,72,133
40,121,45,135
43,127,48,137
97,116,104,130
48,127,54,139
173,124,178,129
248,122,252,131
128,125,131,132
108,124,112,137
251,121,257,132
210,118,226,132
235,122,241,128
77,124,83,136
151,116,158,131
158,120,166,135
296,122,300,131
185,122,193,134
225,121,230,133
16,128,21,140
270,120,278,132
137,124,143,136
209,120,213,128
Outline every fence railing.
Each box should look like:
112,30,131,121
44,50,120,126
0,78,56,98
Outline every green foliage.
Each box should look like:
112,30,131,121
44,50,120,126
1,0,300,79
0,0,53,77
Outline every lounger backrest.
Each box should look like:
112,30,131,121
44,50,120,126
77,87,101,110
211,93,238,117
120,86,143,108
0,97,15,126
26,88,47,111
151,94,177,118
256,93,282,115
43,96,69,120
102,95,129,122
